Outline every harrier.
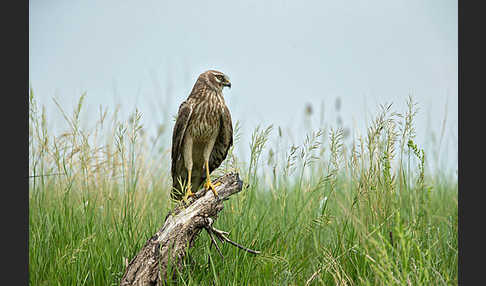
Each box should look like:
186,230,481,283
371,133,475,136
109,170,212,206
171,70,233,202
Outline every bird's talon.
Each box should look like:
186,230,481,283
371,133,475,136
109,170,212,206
204,180,219,197
182,187,194,203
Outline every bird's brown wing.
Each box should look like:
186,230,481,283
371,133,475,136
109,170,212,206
171,100,193,179
207,104,233,174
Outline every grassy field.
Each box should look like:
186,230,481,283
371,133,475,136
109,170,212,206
29,92,457,285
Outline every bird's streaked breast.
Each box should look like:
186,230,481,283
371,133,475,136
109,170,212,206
188,90,225,141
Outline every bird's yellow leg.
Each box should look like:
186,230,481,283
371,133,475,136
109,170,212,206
182,169,194,203
204,160,220,197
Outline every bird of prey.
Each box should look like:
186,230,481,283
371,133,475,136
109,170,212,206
171,70,233,202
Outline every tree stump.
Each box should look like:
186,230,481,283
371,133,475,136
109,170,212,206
119,172,258,286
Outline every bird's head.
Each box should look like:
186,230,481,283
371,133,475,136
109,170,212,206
202,70,231,91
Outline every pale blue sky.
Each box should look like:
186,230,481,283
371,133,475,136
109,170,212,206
29,0,457,172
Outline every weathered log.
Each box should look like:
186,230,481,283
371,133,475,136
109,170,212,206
119,172,258,286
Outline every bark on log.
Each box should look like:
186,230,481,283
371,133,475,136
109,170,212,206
119,172,246,286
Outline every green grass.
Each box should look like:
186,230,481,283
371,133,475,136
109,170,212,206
29,92,457,285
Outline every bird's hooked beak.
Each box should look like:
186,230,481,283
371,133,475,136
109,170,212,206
223,76,231,89
223,80,231,89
